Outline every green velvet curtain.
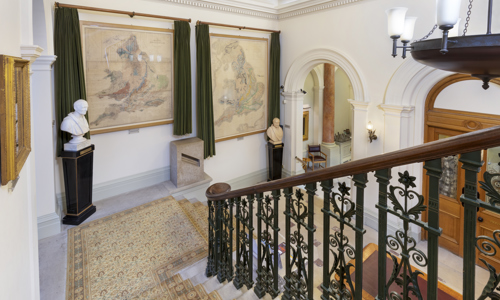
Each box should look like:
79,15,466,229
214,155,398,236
173,21,192,135
54,7,88,156
195,24,216,158
268,32,281,127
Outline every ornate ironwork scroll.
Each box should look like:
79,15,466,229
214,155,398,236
385,171,428,300
477,171,500,299
324,181,356,299
206,200,217,277
255,190,280,299
283,183,316,300
477,230,500,300
234,195,255,290
218,198,234,283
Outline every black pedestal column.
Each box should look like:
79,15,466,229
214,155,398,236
267,142,283,181
61,145,96,225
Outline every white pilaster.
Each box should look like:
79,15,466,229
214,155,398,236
30,54,59,239
21,44,43,300
348,100,369,161
282,91,304,176
379,104,415,153
312,85,324,145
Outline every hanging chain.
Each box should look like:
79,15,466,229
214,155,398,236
463,0,474,36
415,24,438,42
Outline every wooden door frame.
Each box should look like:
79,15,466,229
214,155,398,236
422,74,500,243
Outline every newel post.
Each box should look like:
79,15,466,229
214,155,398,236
206,183,232,280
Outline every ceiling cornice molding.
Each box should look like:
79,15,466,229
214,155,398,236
278,0,363,19
163,0,364,20
163,0,279,19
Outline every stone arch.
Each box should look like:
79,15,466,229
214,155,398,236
383,58,453,148
283,48,368,102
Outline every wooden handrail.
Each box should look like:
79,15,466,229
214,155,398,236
207,125,500,201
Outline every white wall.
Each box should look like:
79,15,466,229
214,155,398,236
33,0,279,198
0,0,40,298
435,80,500,113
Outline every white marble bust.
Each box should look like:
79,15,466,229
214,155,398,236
266,118,283,144
61,99,91,151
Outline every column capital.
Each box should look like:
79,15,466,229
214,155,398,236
31,55,57,71
282,91,305,102
379,104,415,117
312,86,325,92
348,99,370,111
20,45,44,63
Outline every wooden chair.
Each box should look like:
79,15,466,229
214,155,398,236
307,145,327,171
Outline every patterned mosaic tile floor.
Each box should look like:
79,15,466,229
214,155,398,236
65,196,213,300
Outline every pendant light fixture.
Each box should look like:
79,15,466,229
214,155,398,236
388,0,500,90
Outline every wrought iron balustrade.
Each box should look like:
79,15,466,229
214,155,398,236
205,125,500,300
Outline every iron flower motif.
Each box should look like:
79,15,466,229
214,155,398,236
338,182,351,195
398,171,417,188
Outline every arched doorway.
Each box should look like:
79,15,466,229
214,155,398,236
281,48,368,175
422,74,500,270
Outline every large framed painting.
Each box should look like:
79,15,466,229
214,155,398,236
210,34,268,142
0,55,31,186
81,22,174,134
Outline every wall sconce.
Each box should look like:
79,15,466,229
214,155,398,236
367,121,377,143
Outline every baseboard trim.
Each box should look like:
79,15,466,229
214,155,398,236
364,209,421,242
57,166,170,210
226,169,267,190
37,212,61,240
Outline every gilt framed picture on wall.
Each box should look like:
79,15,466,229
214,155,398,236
0,55,31,186
210,34,268,142
81,21,174,134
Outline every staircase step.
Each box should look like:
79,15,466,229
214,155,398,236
178,257,208,281
189,271,211,286
215,282,244,300
203,276,225,294
178,199,209,242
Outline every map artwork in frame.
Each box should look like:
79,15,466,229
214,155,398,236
210,34,268,142
81,22,173,134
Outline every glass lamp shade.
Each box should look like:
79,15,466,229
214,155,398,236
401,17,418,42
436,0,462,27
367,122,374,130
449,18,461,37
386,7,408,37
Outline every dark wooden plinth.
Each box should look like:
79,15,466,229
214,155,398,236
61,145,95,225
267,142,283,181
62,205,96,225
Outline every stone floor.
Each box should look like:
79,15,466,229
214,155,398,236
39,179,491,299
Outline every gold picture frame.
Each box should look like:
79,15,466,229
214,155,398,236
303,111,309,141
81,21,174,135
0,55,31,186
